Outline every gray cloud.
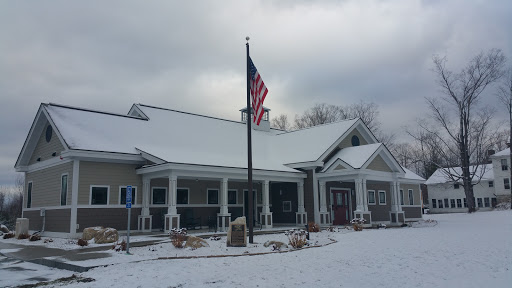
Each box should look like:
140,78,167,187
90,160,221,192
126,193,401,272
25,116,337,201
0,0,511,185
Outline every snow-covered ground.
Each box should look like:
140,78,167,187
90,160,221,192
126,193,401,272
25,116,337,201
2,210,512,287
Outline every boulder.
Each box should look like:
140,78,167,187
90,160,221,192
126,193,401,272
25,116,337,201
185,235,209,249
94,228,119,244
0,224,9,233
82,226,104,241
263,240,288,250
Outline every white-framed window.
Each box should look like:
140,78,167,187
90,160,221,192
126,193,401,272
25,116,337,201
450,199,456,208
207,188,219,204
282,200,292,212
378,190,386,205
61,174,68,206
408,189,414,205
484,197,490,207
444,198,449,208
228,189,237,205
477,198,483,207
119,186,137,205
438,199,443,208
457,199,462,208
152,187,167,205
400,189,404,205
368,190,376,205
90,185,109,205
432,198,437,208
488,181,493,187
504,178,510,189
502,159,508,170
177,188,189,205
27,181,33,208
463,198,467,208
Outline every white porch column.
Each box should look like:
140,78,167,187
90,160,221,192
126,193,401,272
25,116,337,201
319,180,330,225
389,180,404,225
362,178,368,212
355,179,364,212
296,180,307,226
390,181,399,212
69,160,79,236
217,178,231,232
164,175,180,232
138,177,152,232
396,181,402,211
260,180,273,229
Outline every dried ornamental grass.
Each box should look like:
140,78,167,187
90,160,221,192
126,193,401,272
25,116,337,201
285,229,308,249
351,218,366,231
307,222,320,232
169,228,188,248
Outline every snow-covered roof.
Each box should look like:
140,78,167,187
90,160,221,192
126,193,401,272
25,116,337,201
321,143,381,171
492,148,510,157
401,167,425,181
425,164,494,185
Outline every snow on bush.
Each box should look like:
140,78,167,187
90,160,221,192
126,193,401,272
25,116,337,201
169,228,187,248
350,218,366,231
285,229,308,249
495,202,511,211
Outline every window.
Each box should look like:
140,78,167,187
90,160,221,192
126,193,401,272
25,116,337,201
207,189,219,204
502,159,508,170
91,186,109,205
228,189,237,205
120,186,137,205
282,201,292,212
438,199,443,208
378,191,386,205
504,178,510,189
351,135,360,146
408,189,414,205
484,197,490,207
60,174,68,206
450,199,456,208
177,188,188,205
432,198,437,208
27,182,32,208
368,190,376,204
457,199,462,208
477,198,483,208
400,189,404,205
492,197,497,207
444,199,449,208
489,181,494,188
454,183,460,189
463,198,467,208
152,187,166,204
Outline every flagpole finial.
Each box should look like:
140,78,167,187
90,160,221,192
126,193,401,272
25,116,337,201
246,36,250,42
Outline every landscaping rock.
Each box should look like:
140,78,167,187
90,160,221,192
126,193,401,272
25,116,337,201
94,228,119,244
263,240,288,249
0,224,9,233
82,226,104,241
185,235,209,249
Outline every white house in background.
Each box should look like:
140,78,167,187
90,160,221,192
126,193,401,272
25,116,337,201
425,164,496,213
489,148,512,203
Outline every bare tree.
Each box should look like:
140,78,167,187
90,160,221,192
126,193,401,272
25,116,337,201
270,114,291,131
496,66,512,207
293,103,342,129
421,49,506,212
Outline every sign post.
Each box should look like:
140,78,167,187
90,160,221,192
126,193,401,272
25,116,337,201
126,185,132,254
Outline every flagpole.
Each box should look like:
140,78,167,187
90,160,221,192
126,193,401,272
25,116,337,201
246,37,254,244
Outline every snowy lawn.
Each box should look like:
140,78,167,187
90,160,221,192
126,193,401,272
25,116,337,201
35,210,512,288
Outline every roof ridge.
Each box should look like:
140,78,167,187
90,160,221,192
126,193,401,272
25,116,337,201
46,103,147,121
276,117,359,135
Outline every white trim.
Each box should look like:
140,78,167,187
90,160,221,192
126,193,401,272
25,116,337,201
119,186,138,205
176,187,190,205
23,206,72,212
378,190,386,205
151,187,168,205
284,161,324,169
228,189,238,205
89,185,110,205
60,172,69,206
368,190,376,205
207,188,220,205
69,160,79,233
60,150,146,164
18,158,73,173
282,200,292,212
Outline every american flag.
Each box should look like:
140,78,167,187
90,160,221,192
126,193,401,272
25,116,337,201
249,57,268,126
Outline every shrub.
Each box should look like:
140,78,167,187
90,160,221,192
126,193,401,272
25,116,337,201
351,218,366,231
77,238,88,247
307,222,320,233
209,235,221,241
112,239,126,252
3,232,14,239
325,226,338,232
44,238,54,243
29,234,41,241
169,228,187,249
285,229,308,249
17,233,30,240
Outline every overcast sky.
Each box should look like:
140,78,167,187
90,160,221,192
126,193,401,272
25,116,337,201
1,0,511,186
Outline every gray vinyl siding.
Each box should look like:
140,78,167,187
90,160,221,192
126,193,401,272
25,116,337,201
29,123,65,165
367,182,391,221
403,206,422,219
24,209,71,233
401,184,421,206
78,161,142,205
366,155,393,172
25,162,73,208
77,208,141,232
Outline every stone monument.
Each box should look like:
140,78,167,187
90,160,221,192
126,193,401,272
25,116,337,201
227,216,247,247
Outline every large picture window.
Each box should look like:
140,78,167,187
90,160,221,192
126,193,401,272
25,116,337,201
61,174,68,206
120,186,137,205
177,188,189,205
207,189,219,204
228,189,237,205
91,186,109,205
152,187,167,204
378,191,386,205
368,190,376,204
27,182,32,208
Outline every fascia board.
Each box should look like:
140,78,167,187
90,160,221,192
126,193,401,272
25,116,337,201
15,105,45,168
324,158,354,172
135,148,166,164
61,150,146,163
361,145,405,175
315,120,359,163
284,161,324,169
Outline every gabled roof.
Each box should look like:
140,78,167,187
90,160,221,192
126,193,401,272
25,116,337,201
425,164,493,185
491,148,510,158
321,143,382,171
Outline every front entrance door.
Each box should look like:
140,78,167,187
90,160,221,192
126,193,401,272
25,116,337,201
332,189,350,225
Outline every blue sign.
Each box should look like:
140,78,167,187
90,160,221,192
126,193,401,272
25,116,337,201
126,185,132,209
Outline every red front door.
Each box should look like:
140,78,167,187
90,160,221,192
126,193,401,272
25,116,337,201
332,189,350,225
